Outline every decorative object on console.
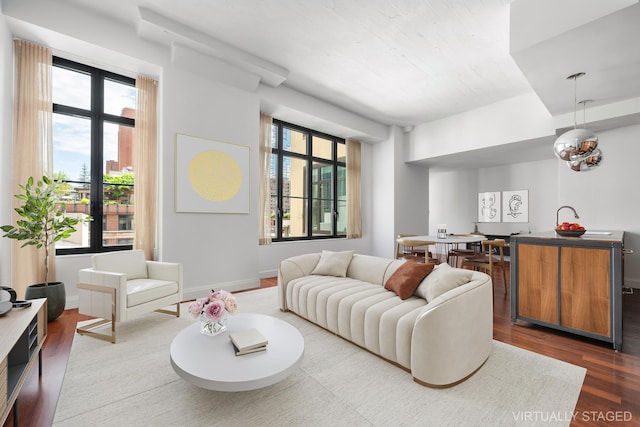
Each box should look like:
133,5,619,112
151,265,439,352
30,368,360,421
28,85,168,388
555,205,585,237
188,289,238,336
553,73,603,172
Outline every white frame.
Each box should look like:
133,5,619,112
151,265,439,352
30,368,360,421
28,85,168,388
478,191,501,222
502,190,529,223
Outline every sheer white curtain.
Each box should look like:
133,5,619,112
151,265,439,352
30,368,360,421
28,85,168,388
11,40,53,298
258,113,273,245
133,76,158,260
346,138,362,239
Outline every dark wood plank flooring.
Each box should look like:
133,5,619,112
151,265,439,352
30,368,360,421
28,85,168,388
4,269,640,427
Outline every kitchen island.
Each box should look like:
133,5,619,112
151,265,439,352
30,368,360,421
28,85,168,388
510,231,624,350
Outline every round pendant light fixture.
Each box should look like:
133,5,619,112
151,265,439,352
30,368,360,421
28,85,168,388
553,73,602,171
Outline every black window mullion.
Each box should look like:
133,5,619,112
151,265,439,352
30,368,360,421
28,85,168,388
306,129,313,238
331,138,340,236
90,71,104,252
276,123,284,240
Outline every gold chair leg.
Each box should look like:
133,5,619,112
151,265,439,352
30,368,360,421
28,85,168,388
155,301,180,317
76,318,116,344
76,282,117,343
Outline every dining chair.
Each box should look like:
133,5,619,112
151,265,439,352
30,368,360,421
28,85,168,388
395,235,437,264
461,239,508,293
446,233,483,267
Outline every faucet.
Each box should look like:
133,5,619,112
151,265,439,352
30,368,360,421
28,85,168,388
556,205,579,226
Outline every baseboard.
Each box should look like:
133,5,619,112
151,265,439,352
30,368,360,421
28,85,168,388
182,278,261,301
259,269,278,279
65,294,79,310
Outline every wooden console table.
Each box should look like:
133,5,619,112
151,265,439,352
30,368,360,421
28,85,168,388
0,298,47,427
510,231,624,350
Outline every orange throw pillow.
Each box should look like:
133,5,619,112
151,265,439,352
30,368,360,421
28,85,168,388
384,262,436,300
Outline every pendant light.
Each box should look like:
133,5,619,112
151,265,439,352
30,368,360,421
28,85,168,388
553,73,599,164
566,99,603,171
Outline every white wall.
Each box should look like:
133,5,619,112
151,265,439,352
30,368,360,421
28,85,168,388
395,127,429,239
429,124,640,288
159,64,261,299
369,126,430,259
370,129,396,258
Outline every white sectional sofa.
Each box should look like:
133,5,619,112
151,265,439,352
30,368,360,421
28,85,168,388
278,251,493,387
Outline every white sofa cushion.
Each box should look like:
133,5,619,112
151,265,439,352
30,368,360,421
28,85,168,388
126,278,179,307
92,249,148,280
311,250,355,277
414,263,473,302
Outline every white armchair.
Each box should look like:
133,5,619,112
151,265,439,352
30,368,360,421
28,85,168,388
77,250,183,343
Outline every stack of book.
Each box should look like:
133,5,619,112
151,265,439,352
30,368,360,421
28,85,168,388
229,328,268,356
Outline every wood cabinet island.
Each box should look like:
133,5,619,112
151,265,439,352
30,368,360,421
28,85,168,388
510,231,624,350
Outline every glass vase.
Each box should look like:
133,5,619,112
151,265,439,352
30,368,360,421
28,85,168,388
199,311,228,336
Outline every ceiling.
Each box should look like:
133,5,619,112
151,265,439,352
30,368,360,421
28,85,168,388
9,0,640,167
62,0,535,127
58,0,639,128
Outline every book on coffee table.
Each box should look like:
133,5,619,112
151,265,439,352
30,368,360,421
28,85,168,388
229,328,268,356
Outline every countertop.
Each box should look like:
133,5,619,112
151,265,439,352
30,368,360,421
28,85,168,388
511,230,624,243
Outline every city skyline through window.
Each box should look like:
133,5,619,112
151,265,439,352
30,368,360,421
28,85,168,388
270,120,346,241
52,57,137,254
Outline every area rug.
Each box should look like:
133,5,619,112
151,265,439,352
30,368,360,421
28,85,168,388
53,287,586,427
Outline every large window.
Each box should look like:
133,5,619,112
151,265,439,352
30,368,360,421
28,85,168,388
52,57,136,254
270,120,346,241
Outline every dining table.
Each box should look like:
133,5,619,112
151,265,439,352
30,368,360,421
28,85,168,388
396,234,487,264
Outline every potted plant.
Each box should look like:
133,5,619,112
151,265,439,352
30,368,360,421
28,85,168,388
1,175,88,321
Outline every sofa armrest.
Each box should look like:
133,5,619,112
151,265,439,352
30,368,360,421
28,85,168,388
277,253,321,311
146,261,183,294
77,268,128,319
410,275,493,387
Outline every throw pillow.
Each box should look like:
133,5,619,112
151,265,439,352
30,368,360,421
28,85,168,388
311,250,355,277
414,263,473,302
384,262,436,300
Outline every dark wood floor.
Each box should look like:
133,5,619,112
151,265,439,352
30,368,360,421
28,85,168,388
4,269,640,427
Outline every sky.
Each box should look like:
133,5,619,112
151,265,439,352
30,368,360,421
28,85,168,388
52,66,136,181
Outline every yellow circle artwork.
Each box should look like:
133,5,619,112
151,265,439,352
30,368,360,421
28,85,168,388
188,149,242,202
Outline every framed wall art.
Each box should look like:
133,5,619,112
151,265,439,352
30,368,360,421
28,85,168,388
478,191,501,222
502,190,529,223
175,133,250,214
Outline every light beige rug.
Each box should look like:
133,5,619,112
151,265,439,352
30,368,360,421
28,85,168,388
54,287,586,427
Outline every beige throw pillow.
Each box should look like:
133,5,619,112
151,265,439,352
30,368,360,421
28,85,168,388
311,250,355,277
414,263,473,302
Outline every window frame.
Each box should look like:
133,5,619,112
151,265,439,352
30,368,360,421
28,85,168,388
271,119,346,242
53,56,136,255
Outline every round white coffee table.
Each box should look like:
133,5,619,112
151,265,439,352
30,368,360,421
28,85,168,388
170,313,304,391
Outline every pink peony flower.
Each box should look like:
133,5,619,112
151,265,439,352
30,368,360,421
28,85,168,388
210,290,231,301
204,300,226,322
224,296,238,314
188,300,204,318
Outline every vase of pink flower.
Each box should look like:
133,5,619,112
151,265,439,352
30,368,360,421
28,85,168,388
188,289,238,336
